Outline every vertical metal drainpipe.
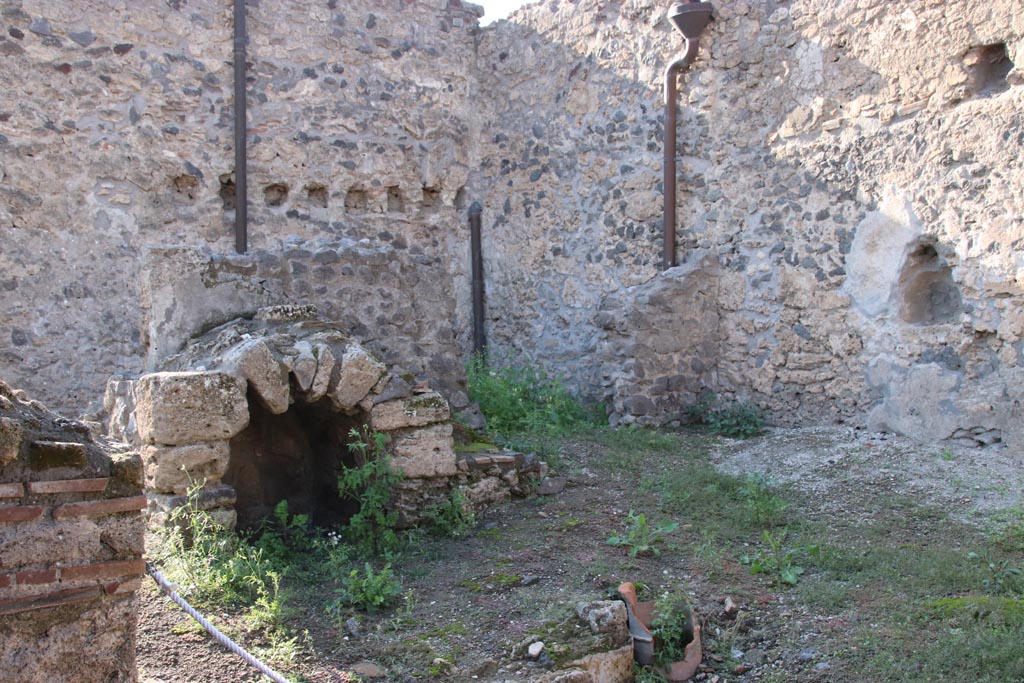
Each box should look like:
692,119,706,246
469,202,486,357
662,38,700,270
233,0,248,254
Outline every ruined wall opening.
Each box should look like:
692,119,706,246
897,242,962,325
345,187,368,211
387,185,404,213
218,173,236,210
225,391,364,530
263,183,290,207
420,185,441,212
306,183,328,208
966,42,1013,96
172,174,199,201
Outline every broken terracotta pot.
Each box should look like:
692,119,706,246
618,582,702,682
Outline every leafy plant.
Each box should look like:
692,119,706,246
705,402,764,439
742,529,806,586
253,499,315,565
686,393,763,438
423,487,476,539
969,551,1024,596
466,353,594,437
339,426,404,557
607,510,679,557
649,591,696,668
246,569,293,636
739,473,789,528
331,562,403,614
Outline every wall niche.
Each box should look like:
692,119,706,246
897,241,962,325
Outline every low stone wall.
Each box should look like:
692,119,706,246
106,306,517,530
0,380,144,683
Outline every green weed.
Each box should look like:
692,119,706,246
331,562,403,615
649,591,697,668
687,393,764,438
466,353,594,437
969,551,1024,595
706,402,764,438
739,473,789,528
741,529,806,586
149,480,277,607
338,426,404,557
423,487,476,539
607,510,679,557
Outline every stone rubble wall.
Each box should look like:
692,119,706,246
110,307,533,530
137,238,465,403
0,0,482,414
0,380,144,683
473,0,1024,447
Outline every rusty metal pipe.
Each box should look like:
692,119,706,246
469,202,486,356
662,37,700,270
233,0,248,254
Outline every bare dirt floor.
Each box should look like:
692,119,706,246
137,426,1024,683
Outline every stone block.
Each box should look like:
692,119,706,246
329,344,385,411
389,424,457,478
288,341,318,392
141,441,231,494
370,392,451,431
135,372,249,445
222,339,289,414
28,441,87,470
96,513,146,556
103,379,138,444
576,601,628,639
567,644,635,683
0,518,101,567
0,417,22,465
147,484,237,528
307,343,335,403
463,476,511,509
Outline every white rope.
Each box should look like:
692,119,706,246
146,563,292,683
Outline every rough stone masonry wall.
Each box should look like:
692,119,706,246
0,380,144,683
0,0,482,415
474,0,1024,447
2,0,1023,450
138,238,466,405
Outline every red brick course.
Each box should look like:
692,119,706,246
0,483,24,498
52,495,147,519
61,559,146,583
26,478,109,494
16,568,58,585
0,587,99,616
0,505,44,523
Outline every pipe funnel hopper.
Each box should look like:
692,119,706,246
667,1,713,40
